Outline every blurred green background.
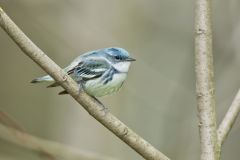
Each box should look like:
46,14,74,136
0,1,240,160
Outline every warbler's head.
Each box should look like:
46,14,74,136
103,47,136,72
80,47,135,73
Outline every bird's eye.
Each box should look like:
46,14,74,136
115,55,122,60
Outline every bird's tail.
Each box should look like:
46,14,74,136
31,75,54,83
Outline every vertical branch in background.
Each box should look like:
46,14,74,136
195,0,220,160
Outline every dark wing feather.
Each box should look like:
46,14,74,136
58,90,69,95
67,59,109,82
48,59,110,94
47,82,59,88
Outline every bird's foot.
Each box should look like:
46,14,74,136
91,96,109,115
78,83,109,115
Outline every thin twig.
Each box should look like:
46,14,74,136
0,7,170,160
0,122,118,160
217,89,240,145
195,0,220,159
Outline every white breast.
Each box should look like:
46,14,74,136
84,73,127,97
113,62,131,73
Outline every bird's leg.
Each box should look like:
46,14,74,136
78,82,84,93
78,83,109,114
91,96,109,114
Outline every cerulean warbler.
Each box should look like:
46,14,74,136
31,47,135,97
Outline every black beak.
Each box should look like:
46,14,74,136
125,57,136,62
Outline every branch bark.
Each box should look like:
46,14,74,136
0,7,170,160
217,89,240,145
195,0,220,159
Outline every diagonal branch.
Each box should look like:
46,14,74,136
0,110,118,160
195,0,220,159
0,122,118,160
0,7,170,160
217,89,240,145
0,111,25,132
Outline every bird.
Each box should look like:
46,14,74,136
31,47,135,97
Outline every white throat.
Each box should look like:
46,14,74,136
113,62,131,73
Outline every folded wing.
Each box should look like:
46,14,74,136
48,59,110,95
